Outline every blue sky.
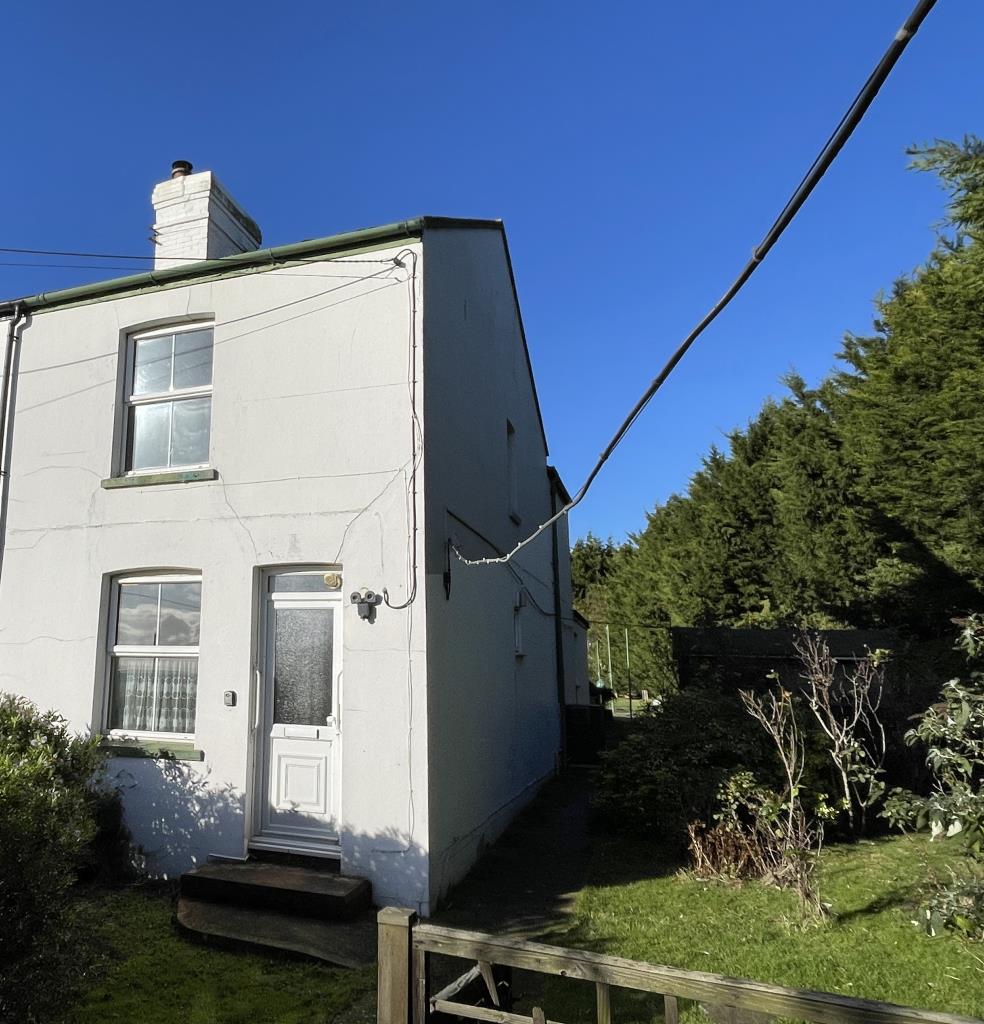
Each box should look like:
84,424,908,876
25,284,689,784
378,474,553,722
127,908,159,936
2,1,982,544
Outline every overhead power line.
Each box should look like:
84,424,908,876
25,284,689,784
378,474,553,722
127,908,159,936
0,245,396,266
0,260,150,272
0,246,186,261
453,0,938,569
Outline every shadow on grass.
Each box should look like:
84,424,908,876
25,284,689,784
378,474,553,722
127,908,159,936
831,883,920,923
433,771,685,941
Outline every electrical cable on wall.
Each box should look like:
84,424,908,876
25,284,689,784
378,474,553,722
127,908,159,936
383,249,421,611
452,0,937,569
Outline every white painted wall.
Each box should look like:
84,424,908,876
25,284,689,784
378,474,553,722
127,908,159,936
420,226,564,906
0,244,432,910
1,222,578,916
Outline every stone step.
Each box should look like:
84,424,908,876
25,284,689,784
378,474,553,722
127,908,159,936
180,861,371,921
176,896,376,969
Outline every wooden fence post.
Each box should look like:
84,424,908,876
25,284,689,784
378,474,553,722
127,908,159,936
378,907,418,1024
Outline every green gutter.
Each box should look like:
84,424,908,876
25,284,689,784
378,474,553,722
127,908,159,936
0,212,554,452
0,218,430,315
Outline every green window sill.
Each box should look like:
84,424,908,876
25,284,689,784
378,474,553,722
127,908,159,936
101,740,205,762
101,468,218,489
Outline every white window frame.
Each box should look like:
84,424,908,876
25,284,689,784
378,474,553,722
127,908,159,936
104,573,202,742
122,322,214,476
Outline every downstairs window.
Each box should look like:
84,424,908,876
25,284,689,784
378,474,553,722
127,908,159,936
106,575,201,737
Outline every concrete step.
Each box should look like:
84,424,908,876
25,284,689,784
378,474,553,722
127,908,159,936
180,861,371,921
176,896,376,969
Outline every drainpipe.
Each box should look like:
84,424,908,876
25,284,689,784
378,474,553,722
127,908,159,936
0,302,27,589
549,475,568,764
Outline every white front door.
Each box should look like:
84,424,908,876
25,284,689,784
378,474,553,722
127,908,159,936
254,571,342,851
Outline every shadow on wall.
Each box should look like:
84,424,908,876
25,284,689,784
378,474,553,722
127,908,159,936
344,827,429,912
107,756,431,910
109,757,246,879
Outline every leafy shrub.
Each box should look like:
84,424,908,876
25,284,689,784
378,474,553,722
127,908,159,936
919,866,984,940
883,615,984,941
77,786,134,883
688,772,788,882
0,694,107,1022
593,687,776,845
883,615,984,852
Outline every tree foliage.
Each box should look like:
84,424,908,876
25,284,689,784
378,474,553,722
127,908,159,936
571,137,984,693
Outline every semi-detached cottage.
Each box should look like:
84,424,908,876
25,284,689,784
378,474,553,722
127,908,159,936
0,163,586,915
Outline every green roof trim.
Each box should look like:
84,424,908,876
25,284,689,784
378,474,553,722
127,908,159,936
0,216,500,315
0,219,424,314
102,468,219,489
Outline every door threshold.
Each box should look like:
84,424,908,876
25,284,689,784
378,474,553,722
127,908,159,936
249,836,342,860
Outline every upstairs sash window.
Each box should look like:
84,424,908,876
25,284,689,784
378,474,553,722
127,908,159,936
125,325,213,472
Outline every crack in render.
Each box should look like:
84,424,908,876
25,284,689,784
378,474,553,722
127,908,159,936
330,460,411,567
217,478,262,559
212,458,411,567
0,634,96,645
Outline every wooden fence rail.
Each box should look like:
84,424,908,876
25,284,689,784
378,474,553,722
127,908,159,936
376,909,982,1024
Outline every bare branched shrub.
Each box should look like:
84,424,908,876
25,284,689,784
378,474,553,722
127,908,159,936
796,633,888,835
738,688,828,917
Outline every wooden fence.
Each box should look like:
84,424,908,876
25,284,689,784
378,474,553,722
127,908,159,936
377,908,982,1024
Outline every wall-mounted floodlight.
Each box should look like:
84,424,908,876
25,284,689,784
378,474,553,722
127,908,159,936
350,589,382,622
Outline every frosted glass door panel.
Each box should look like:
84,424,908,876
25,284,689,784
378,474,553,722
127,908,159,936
273,608,334,726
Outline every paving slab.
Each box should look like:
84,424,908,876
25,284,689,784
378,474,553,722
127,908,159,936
434,768,595,940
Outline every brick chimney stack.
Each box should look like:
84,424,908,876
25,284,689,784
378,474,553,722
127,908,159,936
150,161,262,269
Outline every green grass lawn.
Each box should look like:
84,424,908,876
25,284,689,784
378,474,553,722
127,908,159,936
73,884,375,1024
540,833,984,1022
66,836,984,1023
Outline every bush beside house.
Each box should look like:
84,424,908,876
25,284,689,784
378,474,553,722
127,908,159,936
0,695,114,1022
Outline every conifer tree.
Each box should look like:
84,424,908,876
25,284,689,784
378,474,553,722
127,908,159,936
570,137,984,693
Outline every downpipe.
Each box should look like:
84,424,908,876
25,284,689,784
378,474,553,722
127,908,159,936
0,302,27,590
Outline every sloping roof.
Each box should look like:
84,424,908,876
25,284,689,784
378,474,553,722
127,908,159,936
0,216,500,315
0,215,550,454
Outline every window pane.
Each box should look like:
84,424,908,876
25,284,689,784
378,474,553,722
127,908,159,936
155,657,198,733
268,573,337,593
117,583,160,645
128,402,171,471
159,582,202,646
173,329,213,390
273,607,333,726
109,656,156,731
169,397,210,467
133,335,173,396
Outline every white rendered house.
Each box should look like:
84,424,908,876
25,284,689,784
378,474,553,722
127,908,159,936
0,163,583,914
